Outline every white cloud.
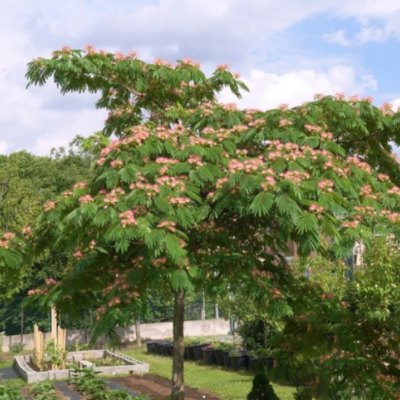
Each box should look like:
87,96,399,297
322,30,352,47
0,0,398,155
220,66,377,110
392,98,400,112
0,141,9,154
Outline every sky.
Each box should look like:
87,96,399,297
1,0,400,156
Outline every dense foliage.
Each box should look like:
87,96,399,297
1,47,399,399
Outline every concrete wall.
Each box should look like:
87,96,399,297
0,318,230,352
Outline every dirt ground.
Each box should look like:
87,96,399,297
111,374,221,400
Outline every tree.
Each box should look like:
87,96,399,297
248,364,280,400
24,47,400,399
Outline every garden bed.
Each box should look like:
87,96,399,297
14,350,149,383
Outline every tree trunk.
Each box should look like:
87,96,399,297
134,311,141,347
171,289,185,400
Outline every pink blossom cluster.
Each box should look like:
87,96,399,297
334,93,345,100
360,185,373,197
388,186,400,195
73,182,87,189
73,250,84,260
346,156,372,174
177,58,201,68
22,226,32,238
187,155,204,166
228,158,264,173
354,206,375,216
153,257,167,267
79,194,94,204
189,136,215,147
0,232,15,248
216,64,230,71
277,103,289,111
377,173,390,182
380,102,394,116
110,159,124,168
170,197,191,205
156,175,186,191
309,204,324,213
62,190,73,198
362,96,373,104
341,221,358,228
155,157,179,165
221,103,238,112
388,213,400,223
318,179,334,192
157,220,177,232
103,188,125,205
313,93,324,100
280,170,311,184
44,201,56,212
45,278,57,286
216,177,229,189
154,58,174,68
195,102,215,117
304,124,322,133
28,289,41,296
279,119,293,127
119,210,138,228
320,132,333,140
248,119,266,128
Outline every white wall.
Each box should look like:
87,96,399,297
0,319,230,352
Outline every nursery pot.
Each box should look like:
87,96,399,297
192,343,210,361
214,349,225,366
230,351,249,371
222,350,232,369
263,356,274,370
184,345,196,361
249,356,262,372
202,348,217,365
164,342,173,357
146,341,159,354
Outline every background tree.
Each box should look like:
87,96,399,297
24,47,400,400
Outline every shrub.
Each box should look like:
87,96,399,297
9,343,25,353
247,365,280,400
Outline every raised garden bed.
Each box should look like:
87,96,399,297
14,349,149,383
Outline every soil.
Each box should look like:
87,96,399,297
111,374,221,400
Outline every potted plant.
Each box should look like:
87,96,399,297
201,344,217,365
218,342,235,368
230,349,249,371
247,349,263,373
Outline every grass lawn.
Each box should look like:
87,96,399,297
122,348,295,400
0,352,27,390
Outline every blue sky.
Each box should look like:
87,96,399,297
1,0,400,155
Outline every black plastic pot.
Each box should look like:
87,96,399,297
248,356,262,372
222,350,232,368
159,341,171,356
214,349,225,366
263,356,274,370
202,348,217,365
153,341,163,355
230,351,249,371
184,345,196,361
146,341,159,354
164,342,173,357
192,343,210,361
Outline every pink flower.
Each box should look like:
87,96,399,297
45,278,57,286
216,64,230,71
79,195,94,204
44,201,56,212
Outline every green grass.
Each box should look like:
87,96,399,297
122,348,295,400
